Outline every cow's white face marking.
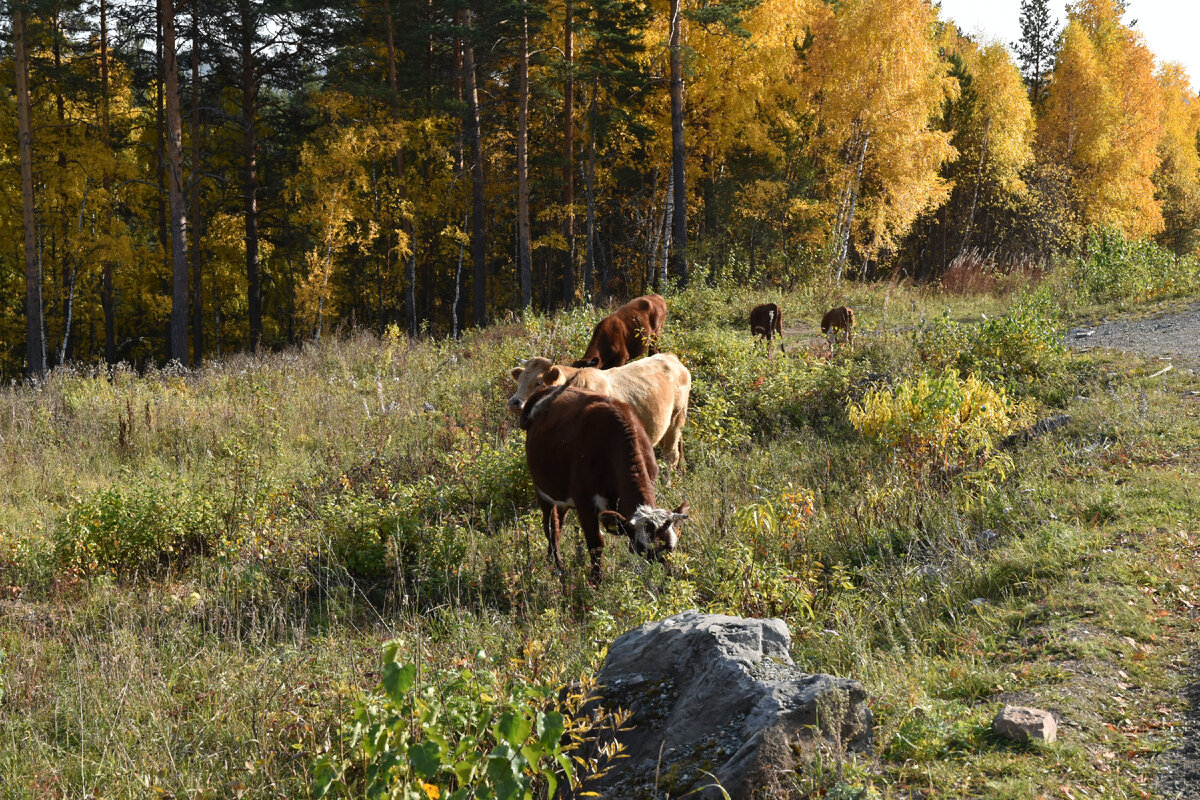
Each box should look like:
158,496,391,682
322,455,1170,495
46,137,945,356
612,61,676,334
627,505,679,556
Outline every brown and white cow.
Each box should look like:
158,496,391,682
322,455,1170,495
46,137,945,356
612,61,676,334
508,353,690,468
520,386,688,583
821,306,855,352
573,294,668,369
750,303,785,353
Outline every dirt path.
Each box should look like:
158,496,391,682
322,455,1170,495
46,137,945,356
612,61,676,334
1067,303,1200,369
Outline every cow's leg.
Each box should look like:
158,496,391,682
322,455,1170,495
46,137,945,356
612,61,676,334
540,499,565,573
576,506,605,584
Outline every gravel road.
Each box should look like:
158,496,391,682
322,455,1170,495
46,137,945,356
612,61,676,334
1067,303,1200,368
1088,303,1200,798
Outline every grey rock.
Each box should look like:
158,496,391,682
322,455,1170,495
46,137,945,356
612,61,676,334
579,610,872,800
993,705,1058,744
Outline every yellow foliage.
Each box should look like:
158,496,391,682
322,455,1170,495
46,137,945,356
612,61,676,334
806,0,958,256
959,41,1035,194
1041,3,1164,237
1154,62,1200,253
849,371,1036,476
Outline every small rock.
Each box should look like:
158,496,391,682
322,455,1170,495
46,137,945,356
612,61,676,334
422,401,436,413
993,705,1057,744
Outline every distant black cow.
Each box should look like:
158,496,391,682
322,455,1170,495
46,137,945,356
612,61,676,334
573,294,668,369
750,303,784,353
520,386,688,583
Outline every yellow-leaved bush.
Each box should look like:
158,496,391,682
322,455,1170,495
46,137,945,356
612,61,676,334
849,371,1036,478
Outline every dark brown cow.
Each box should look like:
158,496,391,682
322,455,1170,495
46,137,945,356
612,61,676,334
749,303,785,353
520,386,688,583
821,306,855,351
573,294,668,369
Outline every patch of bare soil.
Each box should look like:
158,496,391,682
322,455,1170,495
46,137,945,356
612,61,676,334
1067,303,1200,369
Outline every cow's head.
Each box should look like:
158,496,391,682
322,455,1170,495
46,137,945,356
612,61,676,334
601,502,689,561
571,356,601,369
508,357,566,413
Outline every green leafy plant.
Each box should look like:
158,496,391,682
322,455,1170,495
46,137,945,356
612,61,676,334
1072,225,1200,304
312,642,609,800
56,474,217,577
914,289,1066,385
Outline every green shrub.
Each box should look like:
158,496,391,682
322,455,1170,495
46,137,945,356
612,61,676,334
1072,225,1200,304
914,289,1066,385
56,474,217,577
312,642,602,800
316,487,423,581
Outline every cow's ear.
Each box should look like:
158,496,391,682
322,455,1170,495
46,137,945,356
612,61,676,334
599,510,626,532
510,367,524,382
672,501,689,521
544,365,561,384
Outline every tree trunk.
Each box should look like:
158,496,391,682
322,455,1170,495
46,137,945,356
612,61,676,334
583,77,598,301
100,0,117,365
660,170,673,288
386,4,418,336
958,121,990,260
668,0,688,287
462,10,486,328
561,0,575,307
161,0,189,364
453,205,467,338
190,0,203,364
517,3,533,311
836,129,869,282
53,15,69,363
453,16,466,333
15,8,45,379
156,7,170,361
240,0,262,352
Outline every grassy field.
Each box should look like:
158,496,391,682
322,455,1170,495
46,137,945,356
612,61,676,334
1,276,1199,799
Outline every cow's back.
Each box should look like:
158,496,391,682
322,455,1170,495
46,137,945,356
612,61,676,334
522,387,658,504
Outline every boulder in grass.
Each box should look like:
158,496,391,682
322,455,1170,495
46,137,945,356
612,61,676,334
578,610,873,800
993,705,1058,744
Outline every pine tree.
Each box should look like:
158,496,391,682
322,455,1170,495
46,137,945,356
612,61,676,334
1012,0,1060,104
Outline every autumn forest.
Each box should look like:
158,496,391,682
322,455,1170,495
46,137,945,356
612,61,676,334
1,0,1195,378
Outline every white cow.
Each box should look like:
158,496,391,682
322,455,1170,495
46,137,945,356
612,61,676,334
508,353,691,468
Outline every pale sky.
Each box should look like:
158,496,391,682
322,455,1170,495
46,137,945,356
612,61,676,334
937,0,1200,89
